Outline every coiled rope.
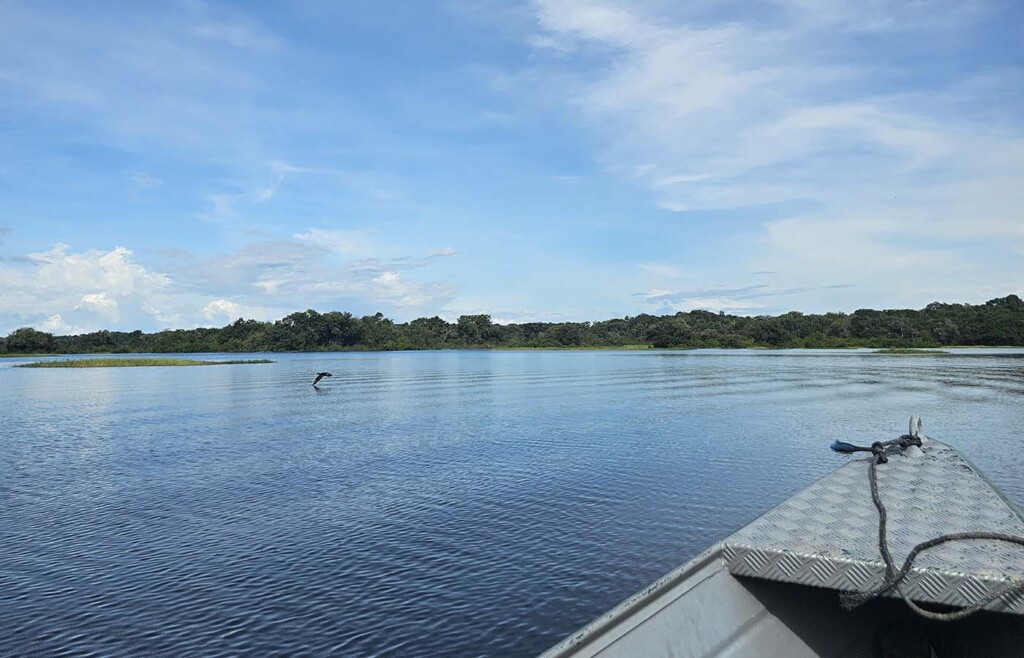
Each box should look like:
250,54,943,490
831,435,1024,621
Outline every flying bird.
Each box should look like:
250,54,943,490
312,372,332,387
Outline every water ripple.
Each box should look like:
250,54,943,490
2,350,1023,656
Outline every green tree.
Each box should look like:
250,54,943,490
406,316,456,348
4,327,57,354
360,312,398,349
456,314,496,345
646,318,693,348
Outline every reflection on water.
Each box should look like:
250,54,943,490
2,350,1023,656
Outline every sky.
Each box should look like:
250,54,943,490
1,0,1022,334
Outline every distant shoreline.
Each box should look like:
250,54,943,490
6,345,1023,360
0,294,1019,356
15,358,274,368
3,295,1022,354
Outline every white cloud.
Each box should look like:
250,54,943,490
525,0,1024,312
142,300,183,329
252,280,284,295
203,299,241,321
369,271,448,307
634,283,862,315
39,314,86,335
440,293,578,324
0,245,172,333
75,292,120,320
28,245,171,296
528,0,994,212
294,228,379,257
307,268,454,311
0,229,463,334
196,298,283,325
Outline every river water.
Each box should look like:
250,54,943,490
2,349,1023,656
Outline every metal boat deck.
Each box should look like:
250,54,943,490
723,429,1024,615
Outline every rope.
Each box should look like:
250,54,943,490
834,436,1024,621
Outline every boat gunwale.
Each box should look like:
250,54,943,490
538,543,724,657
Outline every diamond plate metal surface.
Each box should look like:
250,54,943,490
723,438,1024,614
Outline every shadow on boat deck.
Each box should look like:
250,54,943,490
738,576,1024,658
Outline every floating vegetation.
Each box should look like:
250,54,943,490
873,348,948,355
16,358,274,368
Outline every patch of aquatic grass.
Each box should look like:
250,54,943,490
873,348,948,355
501,344,653,351
16,358,274,368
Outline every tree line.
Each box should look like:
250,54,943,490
3,295,1023,355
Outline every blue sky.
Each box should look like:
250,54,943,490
1,0,1022,334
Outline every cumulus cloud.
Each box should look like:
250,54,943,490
75,292,119,320
39,314,86,335
28,244,171,296
203,299,241,321
0,245,172,333
198,298,283,323
370,271,449,307
0,232,460,334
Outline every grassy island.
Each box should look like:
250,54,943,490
16,358,273,368
872,348,948,355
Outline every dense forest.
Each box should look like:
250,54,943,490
2,295,1023,355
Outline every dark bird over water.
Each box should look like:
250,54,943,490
312,372,332,387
